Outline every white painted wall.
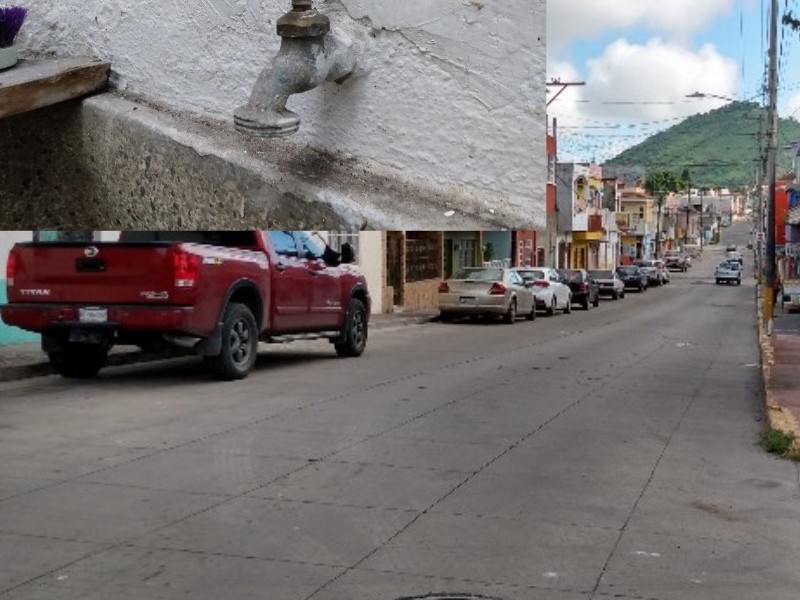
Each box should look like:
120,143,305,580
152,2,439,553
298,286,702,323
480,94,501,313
18,0,546,226
357,230,385,314
0,232,33,268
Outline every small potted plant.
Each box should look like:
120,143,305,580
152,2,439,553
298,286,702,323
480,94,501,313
0,5,27,70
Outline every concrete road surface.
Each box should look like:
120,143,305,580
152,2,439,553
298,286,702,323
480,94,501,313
1,223,798,600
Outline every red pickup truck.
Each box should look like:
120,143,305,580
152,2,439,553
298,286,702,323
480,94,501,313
1,231,370,380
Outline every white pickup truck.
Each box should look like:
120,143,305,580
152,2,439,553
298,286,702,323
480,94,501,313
715,261,742,285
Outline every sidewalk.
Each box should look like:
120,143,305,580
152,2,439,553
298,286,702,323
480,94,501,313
0,311,438,383
761,300,800,458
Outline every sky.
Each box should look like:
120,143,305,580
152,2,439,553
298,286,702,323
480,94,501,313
547,0,800,163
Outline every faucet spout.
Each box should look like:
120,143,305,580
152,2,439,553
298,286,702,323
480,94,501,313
234,5,356,138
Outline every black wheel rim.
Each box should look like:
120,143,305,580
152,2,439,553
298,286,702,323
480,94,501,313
351,309,366,349
228,318,252,366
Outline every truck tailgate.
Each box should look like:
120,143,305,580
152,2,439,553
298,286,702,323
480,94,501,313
8,243,180,305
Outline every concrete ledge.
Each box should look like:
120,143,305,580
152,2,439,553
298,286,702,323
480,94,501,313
0,57,110,119
1,92,529,230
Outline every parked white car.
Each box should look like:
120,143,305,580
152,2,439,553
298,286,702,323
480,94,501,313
513,267,573,316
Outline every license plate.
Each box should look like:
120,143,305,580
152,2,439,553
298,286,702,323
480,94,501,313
459,297,478,305
79,307,108,323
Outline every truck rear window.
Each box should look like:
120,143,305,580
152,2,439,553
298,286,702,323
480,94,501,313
119,231,258,247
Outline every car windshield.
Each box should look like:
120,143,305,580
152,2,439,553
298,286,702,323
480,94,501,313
589,270,613,278
561,270,583,282
617,267,638,275
454,268,503,281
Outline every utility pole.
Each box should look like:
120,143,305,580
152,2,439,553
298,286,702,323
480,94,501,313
700,188,705,250
546,79,586,107
765,0,779,327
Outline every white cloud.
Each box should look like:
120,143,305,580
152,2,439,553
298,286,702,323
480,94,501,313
549,39,740,161
547,0,737,56
782,92,800,121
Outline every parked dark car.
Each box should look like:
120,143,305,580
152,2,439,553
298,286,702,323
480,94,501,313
616,266,648,292
557,269,600,310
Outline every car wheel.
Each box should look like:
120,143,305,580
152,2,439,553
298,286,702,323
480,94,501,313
205,302,259,380
612,291,619,300
716,279,721,284
504,299,517,324
546,298,556,316
49,343,108,379
593,295,600,307
582,297,590,310
440,311,454,323
620,290,625,299
525,301,536,321
564,296,572,314
334,298,369,357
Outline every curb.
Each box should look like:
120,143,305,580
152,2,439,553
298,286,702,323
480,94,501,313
757,293,800,459
0,315,439,383
0,349,190,384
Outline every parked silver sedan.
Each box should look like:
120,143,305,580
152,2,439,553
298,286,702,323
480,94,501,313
589,269,626,300
438,267,536,324
513,267,572,315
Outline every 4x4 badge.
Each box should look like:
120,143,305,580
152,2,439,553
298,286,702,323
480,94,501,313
84,246,99,258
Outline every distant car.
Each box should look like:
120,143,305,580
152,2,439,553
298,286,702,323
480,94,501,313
634,259,665,286
726,250,743,265
589,269,625,299
513,267,572,316
664,252,688,272
616,265,648,292
438,267,536,323
557,268,600,310
715,261,742,285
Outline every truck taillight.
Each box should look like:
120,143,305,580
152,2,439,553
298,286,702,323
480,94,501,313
438,282,449,293
173,250,201,288
6,248,17,287
489,282,507,295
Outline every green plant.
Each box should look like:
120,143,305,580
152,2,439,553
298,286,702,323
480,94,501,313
760,427,796,456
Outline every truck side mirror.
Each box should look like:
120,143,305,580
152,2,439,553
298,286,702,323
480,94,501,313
340,243,356,264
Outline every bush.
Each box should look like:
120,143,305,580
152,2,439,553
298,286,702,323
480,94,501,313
760,428,796,456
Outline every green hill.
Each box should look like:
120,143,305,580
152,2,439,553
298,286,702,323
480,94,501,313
604,102,800,189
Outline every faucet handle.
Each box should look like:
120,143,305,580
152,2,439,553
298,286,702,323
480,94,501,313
278,1,330,38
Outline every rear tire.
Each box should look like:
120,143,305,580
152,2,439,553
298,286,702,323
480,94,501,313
525,302,536,321
49,343,107,379
582,297,590,310
564,296,572,314
335,298,368,357
546,298,556,316
593,295,600,308
205,302,258,380
504,299,517,324
440,311,454,323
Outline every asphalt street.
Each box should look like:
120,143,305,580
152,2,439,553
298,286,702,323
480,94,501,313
1,224,798,600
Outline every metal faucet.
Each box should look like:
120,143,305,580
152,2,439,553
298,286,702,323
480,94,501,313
234,0,356,137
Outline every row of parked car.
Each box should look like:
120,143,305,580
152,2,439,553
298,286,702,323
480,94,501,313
438,256,690,323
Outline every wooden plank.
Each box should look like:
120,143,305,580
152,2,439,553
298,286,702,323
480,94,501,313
0,57,111,119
